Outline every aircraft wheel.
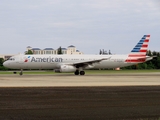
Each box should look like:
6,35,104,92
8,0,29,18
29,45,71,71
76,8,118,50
80,71,85,75
74,70,79,75
13,72,17,74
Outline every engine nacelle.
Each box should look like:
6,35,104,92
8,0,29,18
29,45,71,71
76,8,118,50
87,65,94,68
85,64,95,69
55,65,76,73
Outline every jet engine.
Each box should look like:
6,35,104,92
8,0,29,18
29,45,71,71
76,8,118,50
55,65,76,73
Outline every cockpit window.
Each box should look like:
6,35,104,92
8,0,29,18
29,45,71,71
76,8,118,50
9,58,15,61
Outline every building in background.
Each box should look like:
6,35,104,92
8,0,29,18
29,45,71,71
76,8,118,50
26,45,83,55
0,45,83,60
0,54,17,60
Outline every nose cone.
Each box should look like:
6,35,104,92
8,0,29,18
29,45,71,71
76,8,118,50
3,61,8,68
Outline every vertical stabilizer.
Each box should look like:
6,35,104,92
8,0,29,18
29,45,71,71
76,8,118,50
129,35,150,57
125,35,150,63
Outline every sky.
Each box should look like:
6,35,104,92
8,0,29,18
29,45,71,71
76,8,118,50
0,0,160,55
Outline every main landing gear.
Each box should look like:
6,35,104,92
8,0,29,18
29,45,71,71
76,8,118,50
74,70,85,75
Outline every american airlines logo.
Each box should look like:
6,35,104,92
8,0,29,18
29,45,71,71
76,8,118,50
24,56,31,62
30,57,63,63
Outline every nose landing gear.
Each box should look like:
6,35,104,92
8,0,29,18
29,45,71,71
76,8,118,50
19,69,23,75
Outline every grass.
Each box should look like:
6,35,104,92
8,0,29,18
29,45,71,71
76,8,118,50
0,69,160,75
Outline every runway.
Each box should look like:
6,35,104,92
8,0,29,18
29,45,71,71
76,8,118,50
0,73,160,87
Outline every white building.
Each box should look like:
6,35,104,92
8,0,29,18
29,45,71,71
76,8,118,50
26,45,83,55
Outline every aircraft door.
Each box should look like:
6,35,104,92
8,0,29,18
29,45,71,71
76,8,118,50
17,55,24,64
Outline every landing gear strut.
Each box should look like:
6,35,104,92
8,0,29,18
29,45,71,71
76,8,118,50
19,69,23,75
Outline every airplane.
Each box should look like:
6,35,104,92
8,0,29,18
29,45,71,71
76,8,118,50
3,35,153,75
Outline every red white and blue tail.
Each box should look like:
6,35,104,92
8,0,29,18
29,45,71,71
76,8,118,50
129,35,150,57
125,35,150,63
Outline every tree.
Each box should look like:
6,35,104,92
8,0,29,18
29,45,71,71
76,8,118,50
152,51,157,56
102,49,105,55
109,50,112,55
139,63,147,69
100,49,108,55
157,57,160,69
0,58,4,66
147,50,152,56
99,49,102,55
57,46,63,54
25,50,33,55
0,58,8,70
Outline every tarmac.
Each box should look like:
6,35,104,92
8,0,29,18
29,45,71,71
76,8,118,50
0,73,160,119
0,72,160,87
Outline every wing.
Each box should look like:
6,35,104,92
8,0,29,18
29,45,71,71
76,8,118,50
66,57,111,68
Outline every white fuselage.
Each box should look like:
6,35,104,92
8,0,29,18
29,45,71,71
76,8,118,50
3,54,142,70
